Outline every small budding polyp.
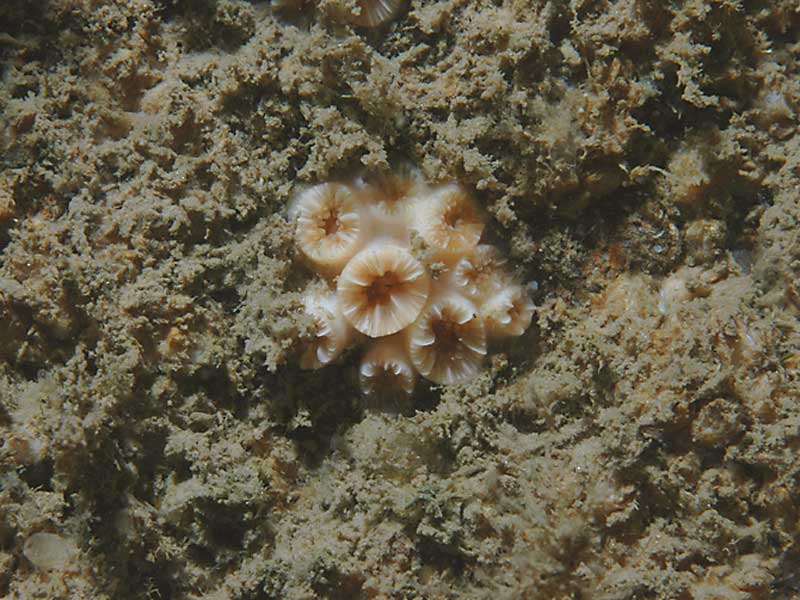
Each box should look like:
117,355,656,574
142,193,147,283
290,170,534,397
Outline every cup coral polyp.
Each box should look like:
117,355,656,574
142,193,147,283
291,170,534,396
407,294,487,385
337,243,430,338
289,183,364,275
359,335,417,397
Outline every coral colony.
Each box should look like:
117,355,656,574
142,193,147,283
289,170,534,397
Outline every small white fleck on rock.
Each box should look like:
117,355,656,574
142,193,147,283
23,532,78,571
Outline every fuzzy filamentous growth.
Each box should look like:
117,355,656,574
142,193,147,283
290,169,534,396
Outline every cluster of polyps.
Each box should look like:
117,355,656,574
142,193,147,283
290,171,534,397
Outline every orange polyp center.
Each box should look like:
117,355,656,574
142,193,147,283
465,264,481,284
321,209,340,235
376,366,399,386
384,179,413,206
366,272,400,306
432,317,460,353
444,206,463,229
511,298,526,319
384,195,403,210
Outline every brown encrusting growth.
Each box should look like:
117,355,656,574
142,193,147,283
0,0,799,599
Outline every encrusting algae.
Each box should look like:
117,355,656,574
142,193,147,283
290,171,534,393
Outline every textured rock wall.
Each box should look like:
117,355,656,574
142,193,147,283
0,1,799,598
